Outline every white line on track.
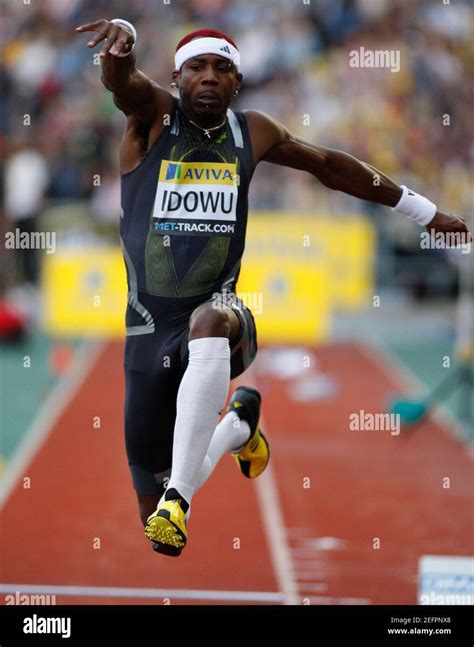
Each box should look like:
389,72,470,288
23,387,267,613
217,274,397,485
297,583,328,592
293,571,327,580
0,341,105,508
0,583,283,603
244,370,300,605
305,596,371,605
253,469,300,605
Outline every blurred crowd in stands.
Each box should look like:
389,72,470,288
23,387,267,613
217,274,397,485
1,0,472,302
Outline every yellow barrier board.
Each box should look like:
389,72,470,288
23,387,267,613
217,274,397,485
237,213,374,342
237,215,331,343
42,213,374,343
42,248,127,338
319,216,375,309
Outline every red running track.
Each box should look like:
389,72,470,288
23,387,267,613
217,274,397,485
1,341,472,605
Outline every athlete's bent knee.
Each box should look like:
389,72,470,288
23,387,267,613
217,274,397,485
189,305,231,340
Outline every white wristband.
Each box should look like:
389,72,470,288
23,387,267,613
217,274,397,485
110,19,137,57
392,185,437,226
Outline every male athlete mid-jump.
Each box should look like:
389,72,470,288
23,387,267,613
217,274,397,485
76,19,470,557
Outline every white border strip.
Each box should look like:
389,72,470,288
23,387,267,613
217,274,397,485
0,583,282,603
244,371,300,605
0,341,105,507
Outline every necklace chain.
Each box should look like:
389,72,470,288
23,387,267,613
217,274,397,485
188,116,227,139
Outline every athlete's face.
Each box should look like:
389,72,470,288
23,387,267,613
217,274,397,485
172,54,242,121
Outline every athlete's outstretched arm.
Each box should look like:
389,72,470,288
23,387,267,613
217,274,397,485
246,111,469,237
75,19,173,123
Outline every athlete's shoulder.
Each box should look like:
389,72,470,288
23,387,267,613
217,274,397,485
242,110,292,164
118,93,178,175
242,109,275,125
124,92,177,134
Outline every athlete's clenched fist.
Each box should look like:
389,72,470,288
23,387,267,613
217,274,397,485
427,211,471,244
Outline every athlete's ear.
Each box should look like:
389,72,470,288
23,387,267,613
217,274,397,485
171,69,180,88
235,71,243,93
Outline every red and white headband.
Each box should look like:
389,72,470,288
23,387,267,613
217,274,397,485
175,37,240,71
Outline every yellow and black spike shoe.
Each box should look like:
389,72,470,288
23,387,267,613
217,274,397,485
145,499,187,557
228,386,270,478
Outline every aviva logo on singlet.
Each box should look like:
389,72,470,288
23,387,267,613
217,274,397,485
153,160,238,224
163,161,236,184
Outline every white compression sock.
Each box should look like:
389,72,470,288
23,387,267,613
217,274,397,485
194,411,251,493
166,337,230,506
